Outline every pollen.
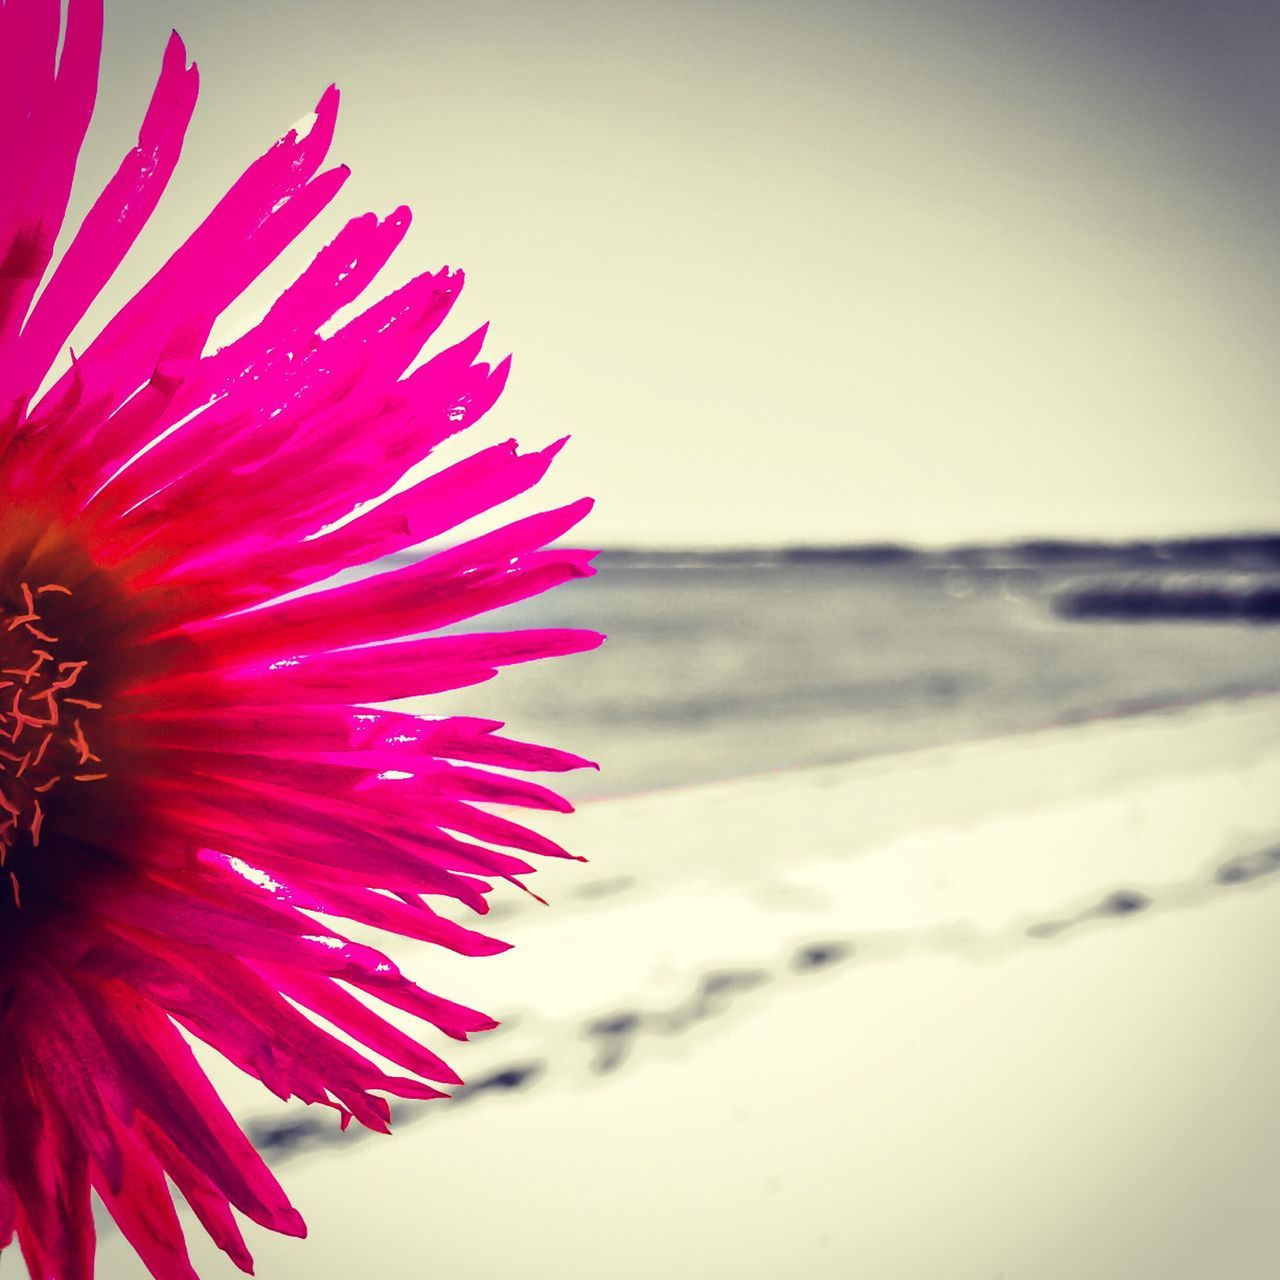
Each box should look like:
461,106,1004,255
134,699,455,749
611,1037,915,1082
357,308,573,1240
0,581,106,902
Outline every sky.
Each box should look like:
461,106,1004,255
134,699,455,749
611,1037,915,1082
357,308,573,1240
61,0,1280,547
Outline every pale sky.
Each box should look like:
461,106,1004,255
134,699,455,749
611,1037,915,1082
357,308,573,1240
60,0,1280,547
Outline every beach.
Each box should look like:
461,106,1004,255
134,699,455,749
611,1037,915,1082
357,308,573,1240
97,691,1280,1279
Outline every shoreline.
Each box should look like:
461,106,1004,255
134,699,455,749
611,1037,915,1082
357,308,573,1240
576,684,1280,805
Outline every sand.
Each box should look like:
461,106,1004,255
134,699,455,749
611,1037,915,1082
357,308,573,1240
97,694,1280,1279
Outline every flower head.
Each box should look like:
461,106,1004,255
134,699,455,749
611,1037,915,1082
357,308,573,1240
0,2,599,1276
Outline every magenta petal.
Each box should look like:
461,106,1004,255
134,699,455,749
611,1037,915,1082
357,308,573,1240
0,0,102,361
94,1122,200,1280
148,1130,256,1276
79,986,304,1237
12,966,126,1194
2,33,198,406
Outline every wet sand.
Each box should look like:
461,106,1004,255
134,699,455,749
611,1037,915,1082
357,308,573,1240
99,694,1280,1279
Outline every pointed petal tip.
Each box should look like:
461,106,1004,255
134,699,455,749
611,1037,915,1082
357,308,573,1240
215,1228,256,1276
164,28,195,68
560,495,596,529
280,1209,308,1239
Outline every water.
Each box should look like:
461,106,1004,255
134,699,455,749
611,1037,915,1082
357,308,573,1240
414,557,1280,798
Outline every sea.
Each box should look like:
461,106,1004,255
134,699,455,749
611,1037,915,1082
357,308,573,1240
419,545,1280,800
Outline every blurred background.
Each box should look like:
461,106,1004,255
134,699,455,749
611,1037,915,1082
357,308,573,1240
83,1,1280,1277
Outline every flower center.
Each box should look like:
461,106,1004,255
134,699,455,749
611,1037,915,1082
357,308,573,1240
0,580,107,906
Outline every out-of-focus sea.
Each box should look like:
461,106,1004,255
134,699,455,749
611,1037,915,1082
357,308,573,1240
415,550,1280,800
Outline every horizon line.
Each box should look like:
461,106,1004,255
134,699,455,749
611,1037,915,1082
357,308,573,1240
575,531,1280,554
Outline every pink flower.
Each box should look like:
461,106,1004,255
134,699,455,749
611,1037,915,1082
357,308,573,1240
0,3,600,1276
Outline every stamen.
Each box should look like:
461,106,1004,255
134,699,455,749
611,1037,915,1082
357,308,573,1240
6,583,37,630
0,581,108,901
68,720,97,764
